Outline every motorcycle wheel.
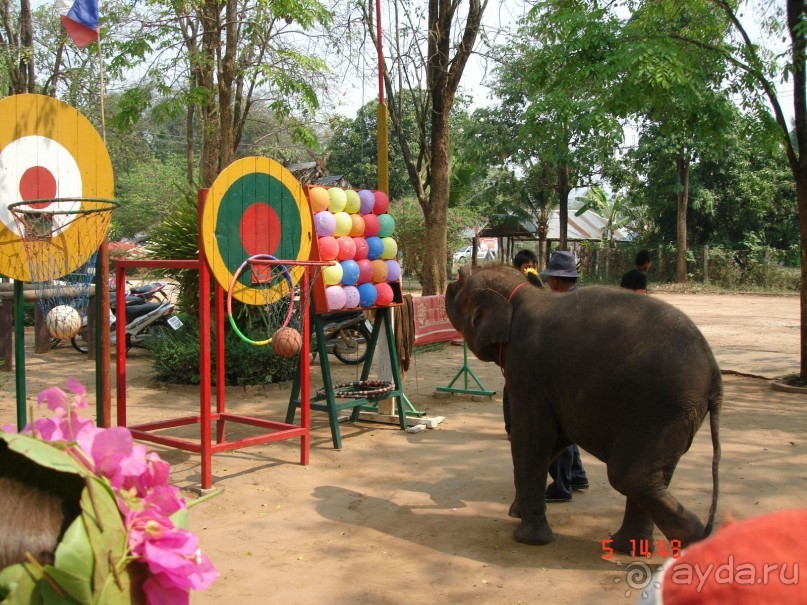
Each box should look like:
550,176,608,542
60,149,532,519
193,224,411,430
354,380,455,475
71,326,89,353
50,337,61,349
333,324,371,365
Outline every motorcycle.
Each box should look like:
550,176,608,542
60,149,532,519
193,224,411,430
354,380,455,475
71,296,182,353
50,282,169,350
311,310,373,365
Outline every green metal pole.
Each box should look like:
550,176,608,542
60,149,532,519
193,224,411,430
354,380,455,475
14,280,26,430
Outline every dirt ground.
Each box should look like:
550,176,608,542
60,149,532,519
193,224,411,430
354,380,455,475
1,291,805,604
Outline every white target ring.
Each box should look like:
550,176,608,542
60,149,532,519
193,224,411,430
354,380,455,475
0,135,82,237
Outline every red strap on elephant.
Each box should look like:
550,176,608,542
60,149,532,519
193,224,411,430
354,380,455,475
507,281,530,302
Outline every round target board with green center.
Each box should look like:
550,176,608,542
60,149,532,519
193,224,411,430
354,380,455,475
202,157,312,305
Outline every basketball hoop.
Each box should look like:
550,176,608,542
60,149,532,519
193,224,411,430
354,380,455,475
9,198,118,339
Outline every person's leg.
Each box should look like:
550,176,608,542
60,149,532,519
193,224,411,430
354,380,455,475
570,444,589,489
546,446,574,501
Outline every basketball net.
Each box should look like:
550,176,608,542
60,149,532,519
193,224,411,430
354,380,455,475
9,198,117,337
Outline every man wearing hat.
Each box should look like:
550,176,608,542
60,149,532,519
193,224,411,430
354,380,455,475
541,250,590,501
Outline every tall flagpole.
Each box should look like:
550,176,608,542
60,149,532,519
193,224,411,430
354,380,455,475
95,34,112,428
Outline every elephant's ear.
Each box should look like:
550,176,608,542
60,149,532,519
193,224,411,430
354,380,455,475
472,288,513,349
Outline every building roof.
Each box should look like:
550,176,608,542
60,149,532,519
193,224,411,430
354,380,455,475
477,210,632,242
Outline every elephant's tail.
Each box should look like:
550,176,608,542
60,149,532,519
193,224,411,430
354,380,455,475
704,378,722,537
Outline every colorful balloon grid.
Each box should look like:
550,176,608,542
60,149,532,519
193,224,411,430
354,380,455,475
311,186,400,311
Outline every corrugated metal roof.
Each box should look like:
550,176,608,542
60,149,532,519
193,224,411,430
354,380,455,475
479,210,631,242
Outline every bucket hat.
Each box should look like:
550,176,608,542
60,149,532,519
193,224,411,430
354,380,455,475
541,251,579,278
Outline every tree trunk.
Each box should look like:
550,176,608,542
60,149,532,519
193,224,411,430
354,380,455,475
218,0,237,172
420,98,451,295
676,154,690,283
199,0,221,187
557,162,570,250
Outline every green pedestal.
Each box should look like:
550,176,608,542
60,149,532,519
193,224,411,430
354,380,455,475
435,342,495,397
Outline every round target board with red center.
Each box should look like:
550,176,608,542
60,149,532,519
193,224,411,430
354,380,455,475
201,157,312,305
0,94,114,281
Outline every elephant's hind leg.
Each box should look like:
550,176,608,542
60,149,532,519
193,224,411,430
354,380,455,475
607,444,705,552
610,498,655,555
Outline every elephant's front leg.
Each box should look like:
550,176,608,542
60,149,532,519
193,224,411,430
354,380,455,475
507,411,558,546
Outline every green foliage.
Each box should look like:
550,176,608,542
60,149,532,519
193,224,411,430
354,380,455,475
142,189,201,313
325,99,418,199
388,198,476,280
148,318,297,386
111,154,188,240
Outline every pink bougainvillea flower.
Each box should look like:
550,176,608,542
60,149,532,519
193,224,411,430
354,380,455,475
142,485,186,518
129,511,218,591
143,576,190,605
37,386,70,414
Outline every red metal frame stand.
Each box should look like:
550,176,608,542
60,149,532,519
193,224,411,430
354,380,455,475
114,189,313,489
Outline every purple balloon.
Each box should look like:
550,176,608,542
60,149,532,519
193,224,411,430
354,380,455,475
385,260,401,282
343,286,360,308
325,285,346,310
314,211,336,237
366,236,383,260
358,189,375,214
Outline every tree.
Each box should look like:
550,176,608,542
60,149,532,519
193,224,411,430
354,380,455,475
646,0,807,377
0,0,35,95
359,0,487,296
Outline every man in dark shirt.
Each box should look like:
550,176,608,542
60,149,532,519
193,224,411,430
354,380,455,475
620,249,651,293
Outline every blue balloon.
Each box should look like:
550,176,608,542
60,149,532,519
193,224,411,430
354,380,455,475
340,259,360,286
358,282,377,307
366,236,383,260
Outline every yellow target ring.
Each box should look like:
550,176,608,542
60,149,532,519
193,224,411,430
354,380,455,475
202,157,312,305
0,94,114,281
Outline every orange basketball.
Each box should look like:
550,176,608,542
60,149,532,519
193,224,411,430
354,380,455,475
272,327,302,358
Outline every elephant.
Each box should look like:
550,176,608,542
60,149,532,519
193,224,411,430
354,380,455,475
444,265,721,554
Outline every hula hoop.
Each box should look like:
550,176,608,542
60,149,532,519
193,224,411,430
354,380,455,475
316,381,394,399
227,254,294,346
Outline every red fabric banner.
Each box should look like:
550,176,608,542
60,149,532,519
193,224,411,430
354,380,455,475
412,295,461,346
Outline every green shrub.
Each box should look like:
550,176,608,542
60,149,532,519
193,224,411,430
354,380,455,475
148,318,297,386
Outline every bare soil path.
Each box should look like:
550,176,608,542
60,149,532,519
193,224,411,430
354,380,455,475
1,291,804,605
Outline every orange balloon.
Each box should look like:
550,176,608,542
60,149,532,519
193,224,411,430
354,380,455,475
371,259,388,283
309,187,330,212
349,214,365,237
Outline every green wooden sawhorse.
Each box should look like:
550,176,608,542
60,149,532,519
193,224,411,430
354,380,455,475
434,340,495,397
286,306,417,450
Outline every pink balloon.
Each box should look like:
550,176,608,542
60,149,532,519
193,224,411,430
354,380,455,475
352,237,369,260
375,282,394,306
363,213,380,237
343,286,360,308
373,191,389,215
336,236,357,261
326,285,346,310
356,259,374,284
318,236,339,261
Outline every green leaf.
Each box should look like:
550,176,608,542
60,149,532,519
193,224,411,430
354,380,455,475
79,477,133,604
0,434,88,478
0,564,39,605
48,516,94,604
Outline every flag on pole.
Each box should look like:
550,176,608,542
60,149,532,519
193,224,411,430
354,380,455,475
55,0,99,49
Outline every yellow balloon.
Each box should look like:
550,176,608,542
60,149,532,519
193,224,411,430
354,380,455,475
333,211,352,237
344,189,361,214
322,262,344,285
328,187,347,213
380,237,398,260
